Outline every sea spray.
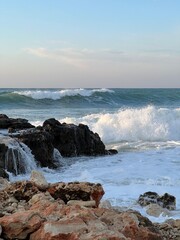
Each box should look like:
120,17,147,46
58,106,180,144
3,137,37,175
53,148,67,167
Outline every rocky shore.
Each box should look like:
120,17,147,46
0,171,179,240
0,114,180,239
0,114,117,177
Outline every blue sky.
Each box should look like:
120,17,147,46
0,0,180,87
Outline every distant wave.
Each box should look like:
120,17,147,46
1,88,180,109
13,88,114,100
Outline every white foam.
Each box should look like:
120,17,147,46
58,106,180,144
13,88,114,100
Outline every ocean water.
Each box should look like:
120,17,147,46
0,88,180,222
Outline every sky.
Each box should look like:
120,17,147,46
0,0,180,88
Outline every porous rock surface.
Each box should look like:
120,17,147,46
0,176,179,239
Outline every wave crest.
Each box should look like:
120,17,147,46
58,106,180,143
13,88,114,100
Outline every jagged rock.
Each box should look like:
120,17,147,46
138,191,176,210
6,181,40,202
1,178,178,240
0,169,9,180
158,193,176,210
47,182,105,207
155,219,180,240
30,170,49,190
0,114,34,130
0,210,44,239
0,143,8,170
17,130,55,168
0,116,118,174
43,119,107,157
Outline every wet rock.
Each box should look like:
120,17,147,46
17,130,56,168
0,169,9,180
0,114,34,130
43,119,107,157
138,191,176,210
107,149,118,155
0,143,8,176
158,193,176,210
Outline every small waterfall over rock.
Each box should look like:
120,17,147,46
53,148,67,167
1,137,37,175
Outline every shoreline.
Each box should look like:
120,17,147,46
0,171,179,240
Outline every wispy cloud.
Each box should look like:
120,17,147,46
24,46,180,69
24,47,125,68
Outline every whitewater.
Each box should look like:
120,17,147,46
0,88,180,222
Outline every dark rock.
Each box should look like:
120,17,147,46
43,119,106,157
0,143,8,169
1,116,114,174
0,114,34,130
138,191,160,206
158,193,176,210
138,191,176,210
107,149,118,155
43,118,61,128
17,130,56,168
0,168,9,180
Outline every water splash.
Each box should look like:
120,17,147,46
4,138,37,175
53,148,67,167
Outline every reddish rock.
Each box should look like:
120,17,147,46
0,179,173,240
0,210,44,239
47,182,104,207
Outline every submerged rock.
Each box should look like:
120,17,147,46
0,114,34,130
138,191,176,210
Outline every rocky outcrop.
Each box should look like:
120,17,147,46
0,177,166,240
138,191,176,210
0,114,34,130
0,115,116,175
43,119,107,157
17,129,56,168
0,172,179,240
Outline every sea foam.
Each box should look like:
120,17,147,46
13,88,114,100
57,106,180,144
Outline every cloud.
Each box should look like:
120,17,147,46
24,46,180,70
24,47,126,67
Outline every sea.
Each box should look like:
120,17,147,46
0,88,180,223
